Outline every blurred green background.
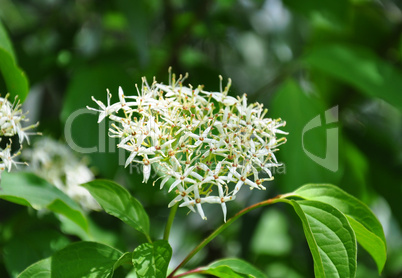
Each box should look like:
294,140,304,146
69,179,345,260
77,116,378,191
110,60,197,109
1,0,402,277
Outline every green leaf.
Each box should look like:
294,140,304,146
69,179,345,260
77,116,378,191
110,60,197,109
132,240,172,278
18,258,51,278
302,44,402,111
292,183,387,273
81,179,150,239
0,20,29,102
4,230,70,277
47,199,89,234
282,199,357,278
0,20,15,59
0,172,89,232
108,252,133,278
51,241,122,278
57,213,120,244
199,265,249,278
207,258,266,278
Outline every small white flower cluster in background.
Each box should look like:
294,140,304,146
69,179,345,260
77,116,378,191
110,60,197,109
23,137,101,211
88,68,287,221
0,94,37,178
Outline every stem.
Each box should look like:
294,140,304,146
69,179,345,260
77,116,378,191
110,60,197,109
145,233,153,244
167,194,285,278
164,203,179,241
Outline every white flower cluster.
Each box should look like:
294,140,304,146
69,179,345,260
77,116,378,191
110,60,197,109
88,69,287,221
23,137,101,211
0,94,37,178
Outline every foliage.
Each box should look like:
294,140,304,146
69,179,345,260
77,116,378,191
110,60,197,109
0,20,28,101
1,0,401,277
2,177,387,277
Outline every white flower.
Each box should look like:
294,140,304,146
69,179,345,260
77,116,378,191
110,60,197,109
88,68,288,221
0,94,38,179
187,126,217,147
132,156,162,183
166,165,198,192
86,90,122,123
0,143,24,175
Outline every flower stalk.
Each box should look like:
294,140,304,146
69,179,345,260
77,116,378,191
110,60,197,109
167,194,287,278
164,203,179,241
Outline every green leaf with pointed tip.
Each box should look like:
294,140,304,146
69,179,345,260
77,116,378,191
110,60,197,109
207,258,266,278
132,240,172,278
0,20,29,102
18,258,51,278
281,199,357,278
81,179,150,239
0,172,89,233
51,241,122,278
47,199,88,234
292,183,387,273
